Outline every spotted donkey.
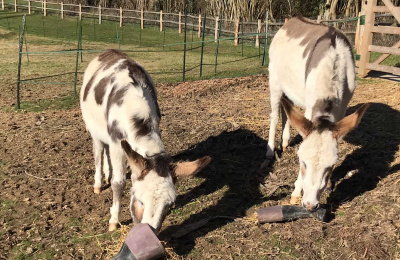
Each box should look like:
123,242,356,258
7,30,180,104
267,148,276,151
266,17,369,210
80,49,211,231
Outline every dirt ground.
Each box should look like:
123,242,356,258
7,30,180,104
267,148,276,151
1,71,399,259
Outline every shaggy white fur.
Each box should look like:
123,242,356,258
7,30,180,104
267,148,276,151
266,17,367,210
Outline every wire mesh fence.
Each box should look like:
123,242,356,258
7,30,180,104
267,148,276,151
0,0,366,110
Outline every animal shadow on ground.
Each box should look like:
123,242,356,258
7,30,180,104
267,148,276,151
159,129,274,255
327,103,400,212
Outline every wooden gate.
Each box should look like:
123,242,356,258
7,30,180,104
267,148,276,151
356,0,400,77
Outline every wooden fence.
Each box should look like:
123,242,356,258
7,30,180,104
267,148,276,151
4,0,275,46
4,0,359,48
356,0,400,77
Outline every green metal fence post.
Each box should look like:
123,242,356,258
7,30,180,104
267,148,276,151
262,12,269,66
73,21,82,98
191,17,194,50
24,32,29,62
182,10,187,81
80,22,83,62
199,13,206,77
241,17,244,57
214,14,222,74
16,14,26,109
75,16,78,37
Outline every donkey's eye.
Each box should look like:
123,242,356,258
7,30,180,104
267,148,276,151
302,161,307,169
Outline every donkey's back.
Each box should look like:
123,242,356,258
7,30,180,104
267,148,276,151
269,17,356,120
80,49,162,155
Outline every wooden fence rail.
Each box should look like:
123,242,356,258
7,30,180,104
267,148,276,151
357,0,400,77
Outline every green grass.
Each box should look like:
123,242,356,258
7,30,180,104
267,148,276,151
369,51,400,67
1,95,79,112
1,200,18,225
0,9,267,84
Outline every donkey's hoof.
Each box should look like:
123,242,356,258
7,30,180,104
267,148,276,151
290,196,302,205
108,223,118,231
94,187,101,194
265,151,274,159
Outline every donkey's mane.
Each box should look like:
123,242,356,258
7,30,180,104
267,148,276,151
137,153,172,181
313,116,335,133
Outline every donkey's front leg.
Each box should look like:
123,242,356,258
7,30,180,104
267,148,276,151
108,143,126,231
266,88,283,158
290,169,303,205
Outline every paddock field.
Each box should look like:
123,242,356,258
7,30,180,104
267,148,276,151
0,27,400,259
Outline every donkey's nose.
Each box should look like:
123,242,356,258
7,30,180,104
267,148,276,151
304,202,319,211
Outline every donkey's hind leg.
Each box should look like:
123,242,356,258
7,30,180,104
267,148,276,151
281,105,291,151
103,145,111,185
93,138,104,194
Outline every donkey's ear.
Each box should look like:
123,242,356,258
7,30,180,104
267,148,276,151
121,140,148,171
281,97,313,138
173,156,211,180
333,103,370,140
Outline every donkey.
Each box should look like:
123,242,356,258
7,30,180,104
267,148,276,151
80,49,211,231
266,17,369,210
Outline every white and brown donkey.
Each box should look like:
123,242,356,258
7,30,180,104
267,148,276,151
266,17,369,210
80,49,210,231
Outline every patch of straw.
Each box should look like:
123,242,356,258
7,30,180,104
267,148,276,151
161,241,182,260
104,224,182,259
105,223,130,257
242,212,258,224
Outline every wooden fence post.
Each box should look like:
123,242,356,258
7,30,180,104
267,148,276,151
160,10,163,31
120,7,123,27
1,0,4,11
141,8,143,29
317,15,321,23
179,11,182,33
198,14,201,37
98,4,101,24
234,18,239,45
358,0,377,77
214,16,219,42
28,0,31,14
14,0,17,12
256,19,261,47
43,0,46,16
60,2,63,19
79,3,81,20
284,18,288,23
